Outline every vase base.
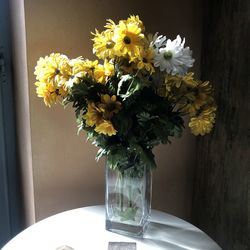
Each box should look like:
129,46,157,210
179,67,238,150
105,219,148,237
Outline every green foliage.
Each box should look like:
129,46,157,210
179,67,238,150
75,83,186,175
63,71,185,176
64,76,107,118
117,75,143,100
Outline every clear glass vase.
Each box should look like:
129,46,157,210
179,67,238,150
105,163,152,237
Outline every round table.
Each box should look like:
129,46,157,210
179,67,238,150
2,205,221,250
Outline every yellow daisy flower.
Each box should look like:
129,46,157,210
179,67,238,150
105,19,117,31
103,60,115,77
195,81,213,106
92,29,118,59
98,94,122,119
81,59,99,78
59,85,69,98
163,74,183,97
120,61,138,74
35,81,68,107
93,64,106,84
34,53,71,86
180,79,214,116
125,15,145,32
83,102,103,127
113,21,145,59
164,72,198,95
35,81,58,107
180,94,197,116
83,99,119,136
66,57,88,87
95,120,117,136
161,73,214,117
136,47,155,74
182,72,199,88
91,61,115,84
189,106,216,136
70,57,87,77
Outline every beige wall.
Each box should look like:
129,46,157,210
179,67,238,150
22,0,201,222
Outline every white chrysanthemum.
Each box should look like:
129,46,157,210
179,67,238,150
154,35,195,75
150,33,166,49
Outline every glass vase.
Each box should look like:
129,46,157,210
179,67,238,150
105,163,152,237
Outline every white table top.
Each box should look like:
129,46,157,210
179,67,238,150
2,205,221,250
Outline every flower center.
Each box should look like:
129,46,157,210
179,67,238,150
55,69,60,75
106,40,115,49
143,58,148,63
164,51,173,60
123,36,131,44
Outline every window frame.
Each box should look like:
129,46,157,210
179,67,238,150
0,0,23,247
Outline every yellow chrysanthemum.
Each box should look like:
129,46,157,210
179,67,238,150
125,15,145,32
189,106,216,136
80,59,99,78
165,74,182,91
35,81,68,107
83,102,103,127
180,79,214,116
34,53,71,86
83,99,120,136
66,57,88,87
92,61,115,84
182,73,199,88
160,73,214,116
35,81,58,107
93,64,106,84
158,73,190,100
164,72,198,95
92,29,118,59
120,61,138,74
95,120,117,136
113,21,145,59
98,94,122,120
195,81,214,107
180,93,197,116
103,60,115,77
136,47,155,74
60,87,68,98
105,19,117,31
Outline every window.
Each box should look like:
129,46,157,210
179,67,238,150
0,0,23,247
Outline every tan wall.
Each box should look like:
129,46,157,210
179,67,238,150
23,0,201,221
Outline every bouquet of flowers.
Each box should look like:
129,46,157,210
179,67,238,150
34,15,216,174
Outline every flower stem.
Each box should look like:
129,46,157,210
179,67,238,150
119,172,124,212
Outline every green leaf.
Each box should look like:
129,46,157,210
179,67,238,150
113,111,132,137
130,143,156,170
137,112,159,126
117,75,142,100
96,148,107,161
